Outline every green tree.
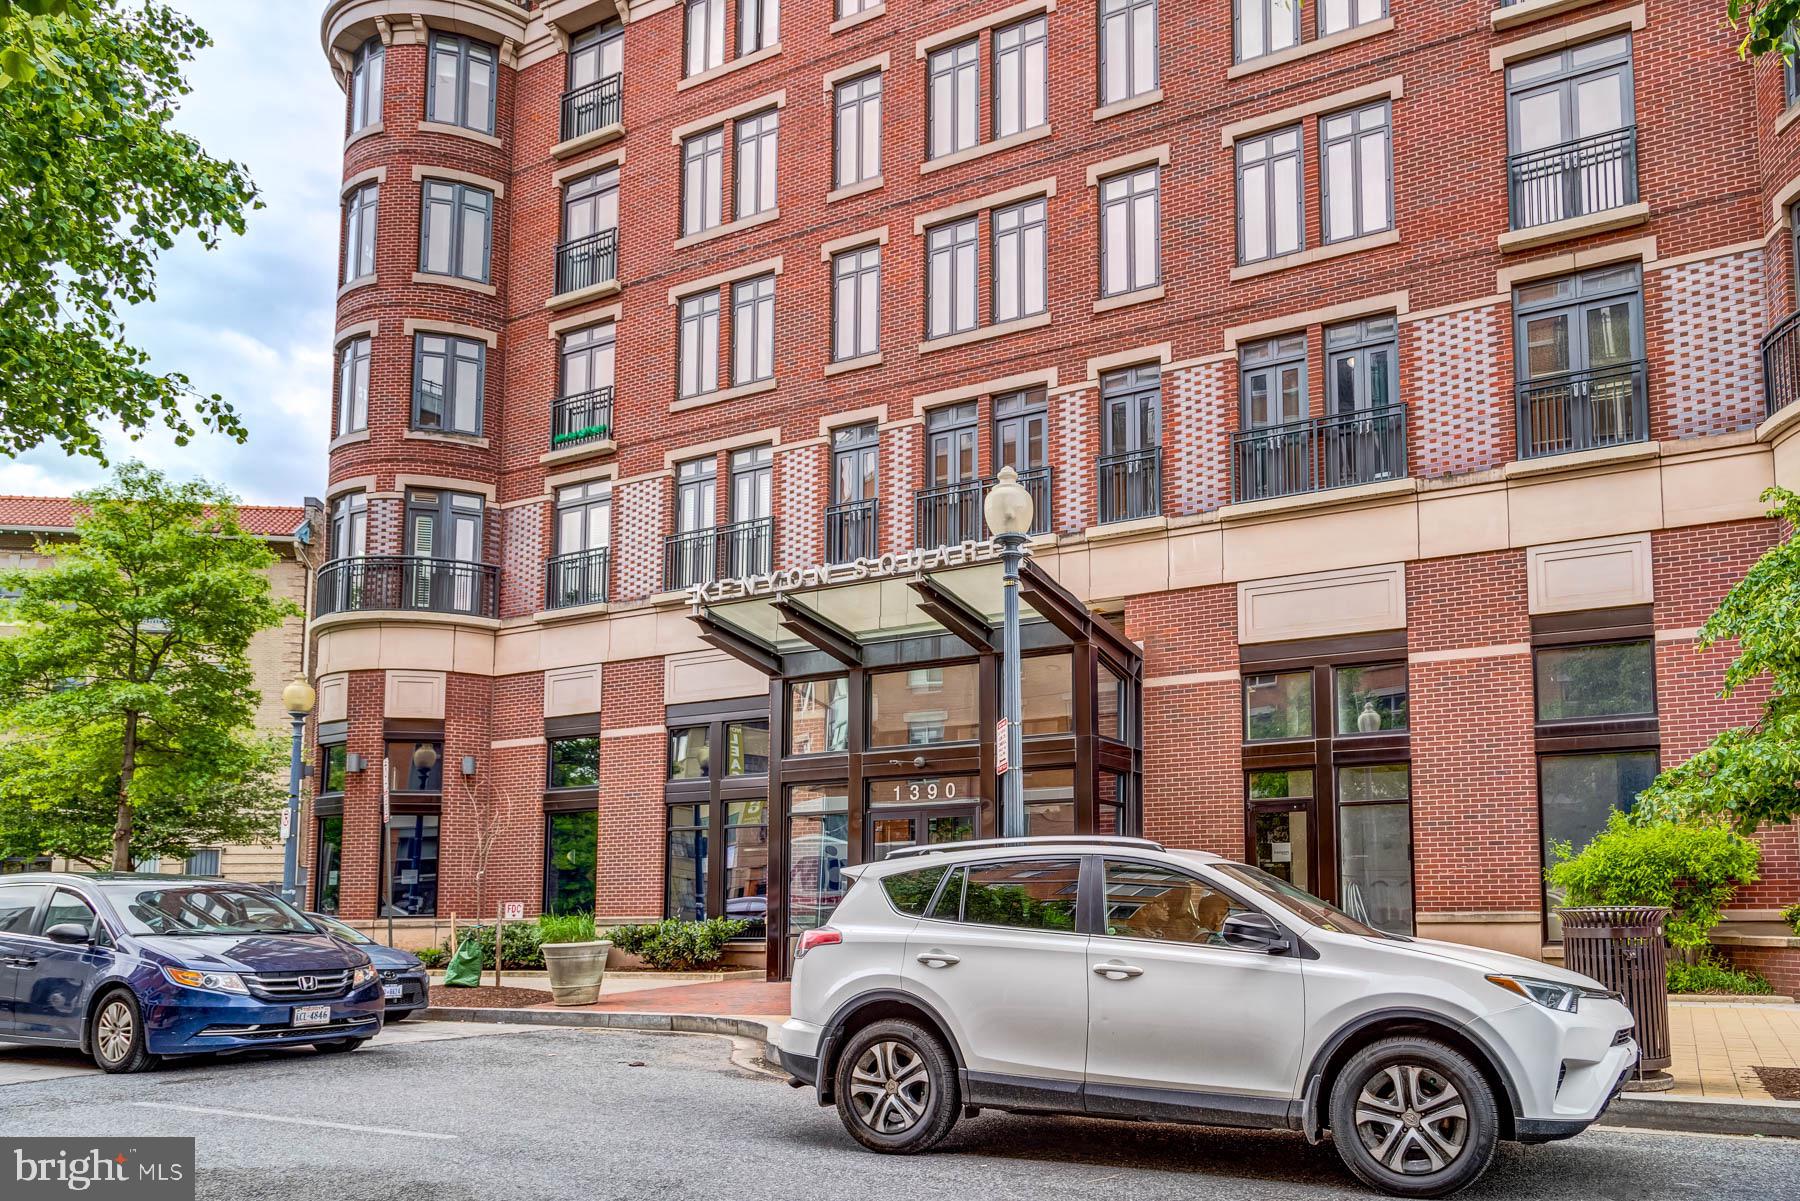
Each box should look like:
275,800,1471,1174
1638,487,1800,830
1730,1,1800,59
0,0,258,461
0,463,298,869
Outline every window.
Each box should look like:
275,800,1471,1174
740,0,778,54
183,850,221,877
726,720,771,775
731,274,776,385
667,801,707,919
348,37,384,134
315,816,343,913
991,198,1047,324
994,388,1048,476
1098,664,1127,740
925,217,978,338
666,711,770,938
1535,641,1654,721
676,457,717,535
681,128,725,237
1320,102,1391,243
549,736,600,788
832,245,880,362
725,799,768,931
834,72,882,189
419,180,492,283
560,321,615,417
1337,764,1413,934
554,481,610,557
385,813,439,917
956,859,1080,931
788,677,850,755
1506,35,1634,230
336,336,370,437
993,17,1048,140
1513,264,1645,457
1245,670,1312,741
562,169,619,245
1325,317,1397,414
1021,654,1073,735
342,183,378,284
1335,662,1408,733
0,886,43,933
1241,334,1307,429
670,725,710,778
1102,861,1242,944
427,33,495,134
44,889,102,942
1789,32,1800,107
1540,750,1657,935
388,740,444,792
728,447,773,570
870,662,979,746
685,0,725,76
1320,0,1384,37
544,811,596,915
1099,0,1157,106
412,334,484,434
679,291,721,397
883,865,949,916
928,41,979,159
1236,0,1299,62
1237,126,1302,264
1100,166,1159,296
329,493,366,560
735,109,778,218
320,744,347,796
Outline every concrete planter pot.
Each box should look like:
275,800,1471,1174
541,939,611,1005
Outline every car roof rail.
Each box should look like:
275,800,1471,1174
883,835,1166,861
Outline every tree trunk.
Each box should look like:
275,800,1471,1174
112,709,138,870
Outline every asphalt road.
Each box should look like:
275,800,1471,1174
2,1023,1796,1201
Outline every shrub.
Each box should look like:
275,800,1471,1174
538,912,599,945
1668,954,1774,996
1546,813,1760,950
414,946,449,970
1783,901,1800,936
605,917,749,970
454,921,545,970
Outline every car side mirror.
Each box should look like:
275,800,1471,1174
44,922,94,945
1221,911,1292,954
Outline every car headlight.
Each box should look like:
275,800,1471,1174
162,966,249,995
351,964,378,986
1486,973,1583,1012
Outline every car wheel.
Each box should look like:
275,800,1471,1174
314,1037,370,1054
89,990,158,1074
833,1019,959,1154
1329,1037,1499,1199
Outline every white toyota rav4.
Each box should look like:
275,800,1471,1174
776,836,1639,1199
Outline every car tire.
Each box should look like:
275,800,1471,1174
89,989,158,1074
314,1037,370,1054
1328,1036,1499,1199
832,1019,959,1154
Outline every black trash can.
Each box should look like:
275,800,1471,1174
1556,905,1671,1084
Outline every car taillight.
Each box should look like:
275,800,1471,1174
795,927,842,959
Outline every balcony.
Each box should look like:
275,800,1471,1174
545,547,609,610
1516,360,1648,460
315,556,498,620
1231,404,1408,504
912,468,1052,549
550,386,614,450
825,498,879,563
1762,310,1800,420
1507,127,1638,233
1096,449,1161,524
560,73,622,144
554,227,618,298
663,517,774,591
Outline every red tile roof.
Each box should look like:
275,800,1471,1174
0,495,306,538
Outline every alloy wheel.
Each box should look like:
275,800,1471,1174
96,1000,135,1065
847,1039,932,1135
1354,1062,1469,1175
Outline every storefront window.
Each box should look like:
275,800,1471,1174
1541,750,1657,938
1024,768,1075,836
725,799,768,937
726,721,770,776
321,744,347,795
1535,641,1654,721
384,813,439,916
1335,662,1408,733
788,676,850,755
544,810,597,915
1097,664,1126,740
388,741,443,793
1021,654,1073,735
869,662,979,746
1096,768,1126,834
548,736,600,788
315,815,343,914
1338,764,1413,935
1245,671,1312,741
667,802,707,922
788,784,849,945
669,726,710,779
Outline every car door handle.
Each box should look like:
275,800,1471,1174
915,952,960,968
1093,962,1143,980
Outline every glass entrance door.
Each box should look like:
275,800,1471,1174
869,807,977,860
1249,805,1313,891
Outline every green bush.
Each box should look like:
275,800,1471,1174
605,917,749,970
1546,813,1760,950
538,912,599,945
1668,954,1774,996
414,946,448,970
454,921,545,970
1782,901,1800,936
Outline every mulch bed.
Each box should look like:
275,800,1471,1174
428,984,549,1009
1752,1066,1800,1100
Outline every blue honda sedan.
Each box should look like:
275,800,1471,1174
0,873,385,1073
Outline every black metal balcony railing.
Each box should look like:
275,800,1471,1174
1508,126,1638,232
315,556,498,619
1232,404,1408,504
1002,466,1053,537
560,73,622,143
825,498,880,563
1516,360,1648,459
663,517,774,591
555,227,618,295
545,547,610,610
914,480,984,549
1097,448,1161,524
1761,310,1800,419
550,386,614,448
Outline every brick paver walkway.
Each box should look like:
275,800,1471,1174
1668,1002,1800,1100
531,978,790,1018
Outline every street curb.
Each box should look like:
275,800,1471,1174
1598,1093,1800,1139
422,1005,781,1054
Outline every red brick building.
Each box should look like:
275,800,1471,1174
312,0,1800,981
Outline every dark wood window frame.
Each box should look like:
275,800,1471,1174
664,698,771,937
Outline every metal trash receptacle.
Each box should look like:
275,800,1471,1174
1557,905,1671,1080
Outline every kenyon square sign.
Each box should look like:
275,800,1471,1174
688,539,1019,607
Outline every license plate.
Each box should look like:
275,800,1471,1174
292,1004,331,1027
382,984,403,1000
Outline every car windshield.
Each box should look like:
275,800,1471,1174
1211,862,1392,939
310,914,373,944
97,883,318,937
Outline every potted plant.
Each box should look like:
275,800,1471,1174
539,913,610,1005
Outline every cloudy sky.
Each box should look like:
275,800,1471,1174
0,1,342,505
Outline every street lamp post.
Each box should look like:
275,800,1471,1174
280,678,316,906
983,466,1034,839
